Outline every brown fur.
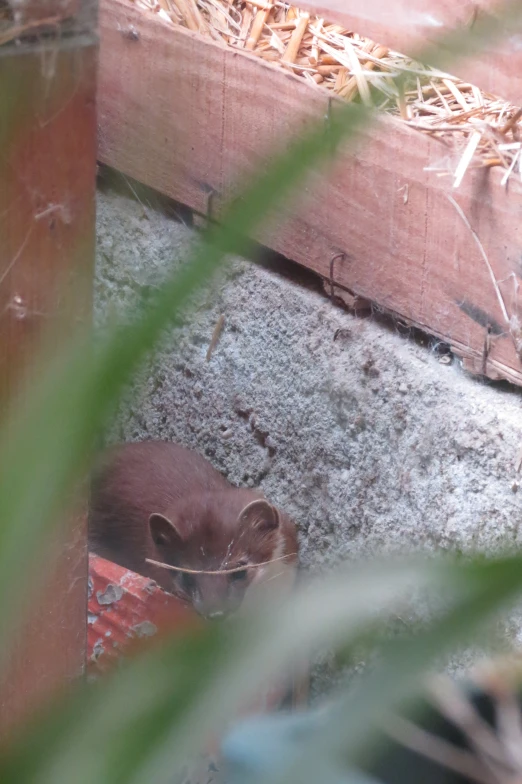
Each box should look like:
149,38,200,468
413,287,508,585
88,440,299,619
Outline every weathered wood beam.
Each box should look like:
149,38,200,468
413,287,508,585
98,0,522,385
0,0,97,735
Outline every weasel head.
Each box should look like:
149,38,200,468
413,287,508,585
148,491,287,620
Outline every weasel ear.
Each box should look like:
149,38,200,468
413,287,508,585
149,513,183,549
238,499,280,533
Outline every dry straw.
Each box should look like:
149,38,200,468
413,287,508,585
145,553,297,575
131,0,522,190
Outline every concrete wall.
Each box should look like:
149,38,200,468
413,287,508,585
96,180,522,678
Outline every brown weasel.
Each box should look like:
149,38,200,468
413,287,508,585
88,440,299,620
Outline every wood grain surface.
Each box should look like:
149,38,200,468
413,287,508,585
98,0,522,384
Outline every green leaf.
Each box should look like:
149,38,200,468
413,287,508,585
0,98,369,668
259,556,522,784
0,557,442,783
3,554,522,784
1,3,522,783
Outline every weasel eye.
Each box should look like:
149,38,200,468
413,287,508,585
230,568,248,583
180,573,196,594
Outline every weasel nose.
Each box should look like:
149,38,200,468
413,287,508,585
206,610,227,621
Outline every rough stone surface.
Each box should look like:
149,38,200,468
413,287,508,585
96,185,522,568
95,183,522,693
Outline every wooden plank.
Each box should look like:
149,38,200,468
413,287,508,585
87,555,201,679
0,0,97,735
87,554,297,711
295,0,522,108
98,0,522,385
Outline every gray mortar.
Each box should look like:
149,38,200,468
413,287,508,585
96,184,522,689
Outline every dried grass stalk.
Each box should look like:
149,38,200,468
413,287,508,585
340,43,389,102
281,11,309,65
146,553,297,574
171,0,201,31
0,14,62,45
239,2,253,42
129,0,522,190
453,129,482,188
309,17,322,66
245,5,271,50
